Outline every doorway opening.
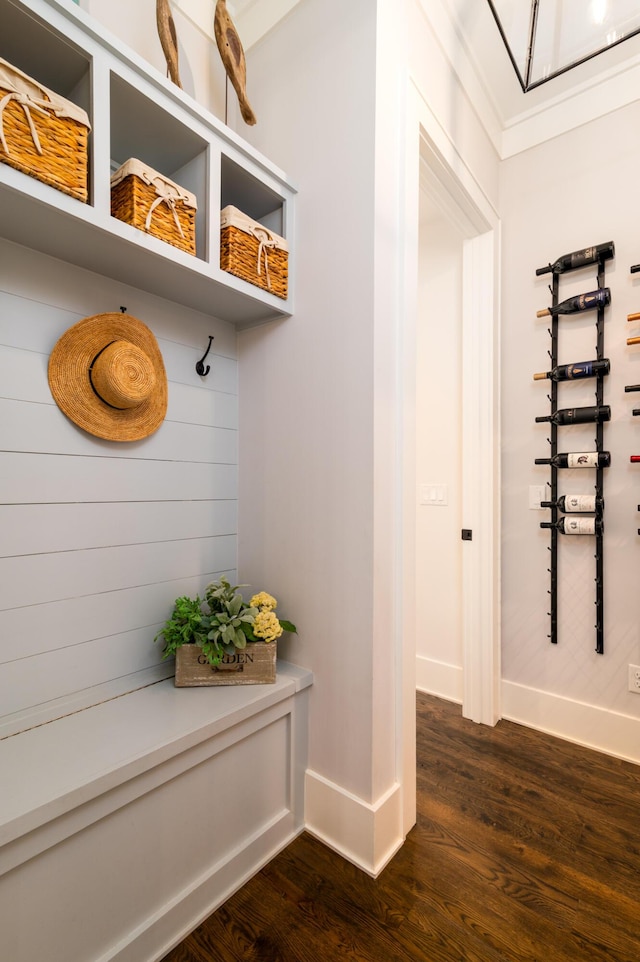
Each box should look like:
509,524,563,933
415,138,500,726
399,121,501,838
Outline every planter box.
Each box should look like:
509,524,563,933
174,641,277,687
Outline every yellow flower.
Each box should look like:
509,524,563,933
253,609,283,643
250,591,277,611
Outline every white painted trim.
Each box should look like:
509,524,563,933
397,81,501,861
422,0,640,160
304,771,404,878
414,106,501,727
501,52,640,158
415,0,504,158
461,231,501,726
416,656,463,705
410,79,499,228
502,681,640,768
397,68,420,845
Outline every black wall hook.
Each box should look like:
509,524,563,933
196,336,214,376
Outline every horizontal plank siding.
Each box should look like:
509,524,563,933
0,573,233,663
0,628,166,716
0,454,237,503
0,245,239,358
1,500,237,557
167,381,238,429
0,346,239,428
0,399,238,463
0,536,237,610
0,241,240,729
166,346,238,394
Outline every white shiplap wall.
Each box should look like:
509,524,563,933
0,237,238,729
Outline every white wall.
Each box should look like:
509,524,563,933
0,239,237,730
500,99,640,751
81,0,228,120
236,0,380,796
79,0,301,127
415,198,464,695
230,0,503,869
408,0,501,215
218,0,414,873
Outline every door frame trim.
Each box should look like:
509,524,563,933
398,82,501,835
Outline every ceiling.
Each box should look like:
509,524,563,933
230,0,303,51
228,0,259,17
227,0,640,152
487,0,640,90
434,0,640,129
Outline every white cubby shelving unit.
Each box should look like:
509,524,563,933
0,4,308,960
0,0,295,327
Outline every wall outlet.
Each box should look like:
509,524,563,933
529,485,546,509
628,664,640,693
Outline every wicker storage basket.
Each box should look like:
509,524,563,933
0,58,91,202
111,158,197,256
220,205,288,299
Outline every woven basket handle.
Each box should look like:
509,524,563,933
250,225,276,290
0,90,50,157
141,172,189,238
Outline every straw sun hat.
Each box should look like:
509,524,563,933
48,313,168,442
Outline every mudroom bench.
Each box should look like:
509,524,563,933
0,661,312,962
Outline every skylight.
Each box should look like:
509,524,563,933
487,0,640,90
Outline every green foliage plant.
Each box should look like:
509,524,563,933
155,575,296,667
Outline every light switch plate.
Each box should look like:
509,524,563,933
420,484,448,506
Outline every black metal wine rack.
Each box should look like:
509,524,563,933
627,264,640,533
535,251,610,654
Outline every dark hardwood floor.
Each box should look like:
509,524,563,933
162,692,640,961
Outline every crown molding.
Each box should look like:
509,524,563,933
423,0,640,159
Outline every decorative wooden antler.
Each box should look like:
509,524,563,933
156,0,182,88
214,0,256,126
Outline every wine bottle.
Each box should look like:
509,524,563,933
631,456,640,463
540,517,603,535
624,384,640,392
535,451,611,468
535,405,610,425
533,359,610,381
541,495,603,513
628,312,640,322
536,242,614,276
536,288,610,317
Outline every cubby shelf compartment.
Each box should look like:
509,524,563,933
0,0,296,328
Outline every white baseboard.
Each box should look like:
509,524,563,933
304,770,404,878
502,680,640,767
416,655,463,704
